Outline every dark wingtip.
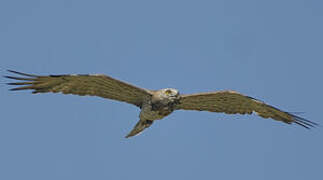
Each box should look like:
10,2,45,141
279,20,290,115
288,111,306,115
4,75,34,81
7,82,32,85
8,85,33,91
294,121,310,129
291,114,318,129
7,69,17,73
5,70,37,92
9,87,21,91
6,70,38,77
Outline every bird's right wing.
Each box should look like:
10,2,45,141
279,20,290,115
5,70,152,107
176,90,317,128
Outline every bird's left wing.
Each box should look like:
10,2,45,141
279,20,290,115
5,70,152,107
175,90,317,128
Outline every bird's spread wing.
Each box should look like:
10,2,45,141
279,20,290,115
176,90,317,128
5,70,152,107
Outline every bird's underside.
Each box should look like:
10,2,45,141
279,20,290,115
5,70,318,138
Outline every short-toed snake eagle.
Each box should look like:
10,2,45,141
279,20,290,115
5,70,317,138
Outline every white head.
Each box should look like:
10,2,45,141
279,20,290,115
160,88,180,99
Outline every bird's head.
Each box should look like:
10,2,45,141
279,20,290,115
160,88,180,99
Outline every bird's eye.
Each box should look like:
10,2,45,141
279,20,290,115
165,89,172,95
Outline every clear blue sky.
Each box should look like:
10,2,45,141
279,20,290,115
1,0,322,180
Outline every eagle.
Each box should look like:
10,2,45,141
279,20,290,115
5,70,317,138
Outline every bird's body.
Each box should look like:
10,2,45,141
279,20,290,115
140,99,172,121
126,88,180,137
5,70,317,138
148,88,180,119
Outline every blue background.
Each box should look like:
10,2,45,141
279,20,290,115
1,0,322,179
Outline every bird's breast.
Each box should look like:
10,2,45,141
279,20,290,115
140,102,174,121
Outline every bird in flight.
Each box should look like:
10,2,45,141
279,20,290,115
5,70,317,138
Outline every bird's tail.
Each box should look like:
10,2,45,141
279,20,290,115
125,119,154,138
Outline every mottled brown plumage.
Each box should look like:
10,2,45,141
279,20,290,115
5,70,317,138
176,91,316,128
5,70,151,107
